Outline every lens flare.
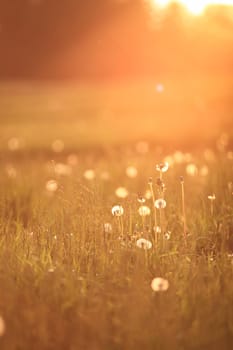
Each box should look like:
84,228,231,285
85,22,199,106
151,0,233,15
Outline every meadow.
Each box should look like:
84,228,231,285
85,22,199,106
0,80,233,350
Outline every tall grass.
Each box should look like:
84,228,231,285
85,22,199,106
0,146,233,349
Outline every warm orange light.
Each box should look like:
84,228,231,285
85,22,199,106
152,0,233,15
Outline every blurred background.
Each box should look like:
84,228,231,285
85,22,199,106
0,0,233,151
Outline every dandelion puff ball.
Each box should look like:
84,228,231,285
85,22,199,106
208,194,216,201
138,206,151,216
112,205,124,217
136,238,152,250
154,199,166,209
164,231,171,240
154,226,161,233
46,180,58,192
156,162,169,173
151,277,169,292
104,223,113,234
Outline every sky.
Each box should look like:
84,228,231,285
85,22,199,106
0,0,233,79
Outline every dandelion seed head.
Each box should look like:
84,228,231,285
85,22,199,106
136,238,152,250
112,205,124,216
164,231,171,240
115,187,129,198
156,162,169,173
138,196,146,204
154,198,166,209
83,169,95,180
151,277,169,292
138,205,151,216
163,155,174,167
104,223,113,234
208,194,216,201
126,166,138,178
46,180,58,192
154,226,161,233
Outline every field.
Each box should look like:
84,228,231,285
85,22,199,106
0,79,233,350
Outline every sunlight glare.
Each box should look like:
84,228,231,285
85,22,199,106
152,0,233,15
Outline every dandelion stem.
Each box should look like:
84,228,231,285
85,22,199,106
141,215,145,232
210,201,214,216
149,180,157,245
159,208,163,248
181,179,187,245
118,216,123,237
145,249,149,268
120,216,123,236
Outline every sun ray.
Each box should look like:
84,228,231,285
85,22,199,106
151,0,233,15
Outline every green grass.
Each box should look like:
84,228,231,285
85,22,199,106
0,80,233,349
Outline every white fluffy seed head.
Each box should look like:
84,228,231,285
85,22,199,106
112,205,124,217
138,206,151,216
154,199,166,209
151,277,169,292
104,223,113,234
136,238,152,250
208,194,216,201
46,180,58,192
156,162,169,173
